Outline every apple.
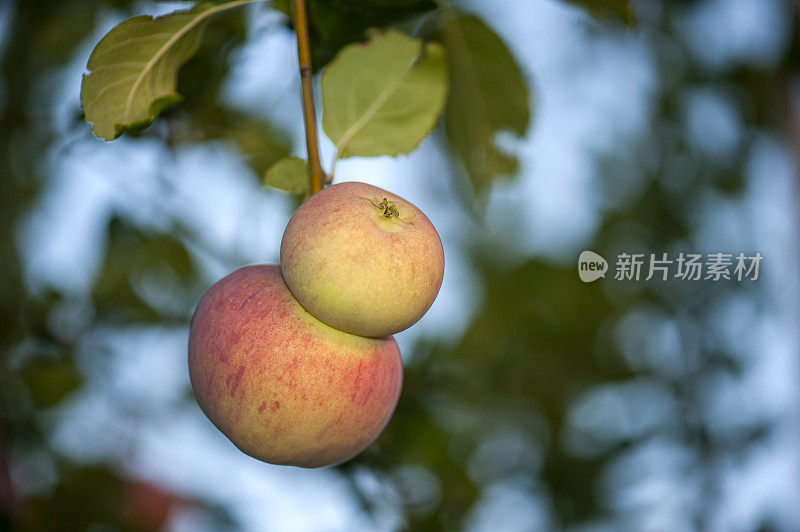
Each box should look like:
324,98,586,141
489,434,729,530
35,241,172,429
280,181,444,337
188,264,402,468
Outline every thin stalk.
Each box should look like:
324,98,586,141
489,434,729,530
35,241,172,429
291,0,326,195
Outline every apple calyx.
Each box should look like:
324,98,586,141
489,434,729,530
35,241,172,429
377,198,400,219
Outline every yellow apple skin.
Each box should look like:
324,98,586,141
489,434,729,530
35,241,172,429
188,264,402,468
280,181,444,338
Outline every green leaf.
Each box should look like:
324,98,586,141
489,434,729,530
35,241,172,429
80,0,255,141
264,157,310,197
560,0,636,25
322,30,448,159
439,15,530,196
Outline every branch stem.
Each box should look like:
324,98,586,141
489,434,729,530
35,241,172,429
291,0,325,195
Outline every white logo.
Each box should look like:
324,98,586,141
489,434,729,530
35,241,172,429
577,251,762,282
578,251,608,283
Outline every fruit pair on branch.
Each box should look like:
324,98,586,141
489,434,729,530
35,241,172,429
189,182,444,467
80,0,458,467
185,0,446,467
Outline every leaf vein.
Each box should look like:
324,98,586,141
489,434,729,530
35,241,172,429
335,72,408,155
123,0,258,122
84,73,139,108
93,32,179,60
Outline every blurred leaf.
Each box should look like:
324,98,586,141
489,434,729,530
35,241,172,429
352,356,479,529
166,8,292,179
32,1,100,62
25,465,120,532
322,30,447,158
228,117,293,178
560,0,636,25
174,106,291,178
264,157,310,197
438,257,623,521
274,0,437,69
20,359,82,408
92,218,195,322
81,1,252,140
23,465,180,532
23,462,235,532
439,15,530,197
174,3,248,116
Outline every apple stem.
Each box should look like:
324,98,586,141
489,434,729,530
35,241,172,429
291,0,327,195
377,198,400,219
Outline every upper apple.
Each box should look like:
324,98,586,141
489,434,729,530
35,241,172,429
280,181,444,337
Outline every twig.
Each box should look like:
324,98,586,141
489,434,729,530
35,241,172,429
291,0,326,194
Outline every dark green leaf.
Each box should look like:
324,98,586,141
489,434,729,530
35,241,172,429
439,15,530,197
273,0,437,69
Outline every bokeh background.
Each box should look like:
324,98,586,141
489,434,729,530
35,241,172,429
2,0,800,530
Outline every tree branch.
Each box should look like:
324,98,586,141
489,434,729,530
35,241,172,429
291,0,326,195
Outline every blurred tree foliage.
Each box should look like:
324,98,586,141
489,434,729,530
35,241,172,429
1,0,798,531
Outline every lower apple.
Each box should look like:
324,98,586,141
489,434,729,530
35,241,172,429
188,264,402,468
